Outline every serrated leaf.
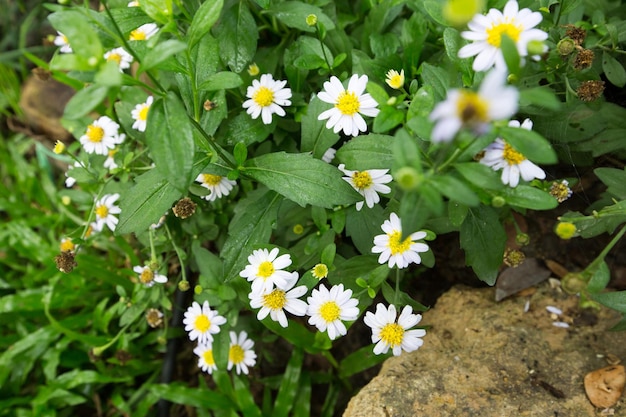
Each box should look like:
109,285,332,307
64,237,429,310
145,93,194,192
198,71,243,91
48,11,103,60
224,112,273,146
63,84,108,120
268,1,335,33
498,126,557,164
139,39,187,73
454,162,503,190
301,96,340,158
215,2,258,72
430,175,479,206
460,206,506,285
502,185,558,210
595,167,626,199
591,290,626,313
336,134,395,170
188,0,224,48
419,62,452,101
245,152,361,208
373,106,404,133
602,51,626,87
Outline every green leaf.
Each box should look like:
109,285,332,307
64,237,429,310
345,205,387,256
149,383,235,410
188,0,225,48
245,152,361,208
370,33,401,58
498,126,557,164
115,168,182,235
373,106,404,133
192,241,224,288
336,134,395,170
273,348,304,417
140,0,172,24
261,318,322,353
48,11,103,60
502,185,558,210
300,96,340,159
139,39,187,73
602,51,626,88
587,262,610,293
145,93,194,192
591,291,626,313
198,71,243,91
423,0,446,25
63,84,108,120
519,87,562,112
95,60,123,86
293,54,327,70
215,2,258,72
448,202,469,227
224,112,274,146
233,375,262,416
268,2,335,33
500,34,520,77
430,175,479,206
460,206,506,285
419,62,453,101
338,345,389,379
454,162,503,190
221,190,281,281
381,281,428,311
595,167,626,200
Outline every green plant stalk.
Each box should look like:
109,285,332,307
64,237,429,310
315,24,333,73
583,223,626,279
165,223,187,284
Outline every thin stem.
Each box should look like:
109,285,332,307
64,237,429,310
586,223,626,274
393,267,400,306
164,224,187,283
315,24,333,74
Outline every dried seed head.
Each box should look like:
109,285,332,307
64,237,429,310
573,49,595,71
550,180,573,202
556,37,576,56
503,248,526,268
172,197,196,219
145,308,164,328
565,25,586,45
577,80,605,102
55,251,77,273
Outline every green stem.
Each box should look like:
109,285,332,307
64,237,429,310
165,224,187,283
586,223,626,274
435,148,462,173
315,24,333,74
393,267,400,306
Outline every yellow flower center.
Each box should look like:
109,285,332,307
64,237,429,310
319,301,340,322
312,263,328,279
257,261,275,279
60,238,75,252
387,74,403,89
352,171,373,190
130,29,146,41
229,344,245,364
62,35,69,44
140,268,154,284
202,349,215,366
107,53,122,64
108,148,118,157
86,125,105,143
194,314,211,333
335,91,360,115
95,204,109,219
502,143,525,165
248,63,260,76
388,231,412,255
262,289,286,310
253,86,274,107
138,104,150,121
379,322,405,347
456,91,488,123
202,174,222,186
486,20,523,47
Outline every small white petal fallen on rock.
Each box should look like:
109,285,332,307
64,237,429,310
552,321,570,328
546,305,563,315
523,299,530,313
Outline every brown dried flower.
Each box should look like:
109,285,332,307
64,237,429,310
172,197,196,219
577,80,605,102
145,308,164,328
565,25,586,46
573,49,595,71
55,251,77,273
503,248,526,268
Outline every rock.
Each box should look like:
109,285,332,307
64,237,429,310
343,284,625,417
584,365,626,408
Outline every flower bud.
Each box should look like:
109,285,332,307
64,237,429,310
306,14,318,26
555,222,577,240
491,196,506,208
526,40,546,56
394,167,422,191
561,272,586,294
178,280,190,292
556,38,576,56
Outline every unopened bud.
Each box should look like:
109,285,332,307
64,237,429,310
527,40,546,56
557,38,576,56
178,280,190,292
394,167,422,191
306,14,317,26
491,196,506,208
555,222,577,240
561,272,586,294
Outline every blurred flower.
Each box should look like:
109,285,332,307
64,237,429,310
429,69,518,142
195,173,236,201
322,147,336,163
131,96,153,132
127,0,139,6
145,308,164,328
443,0,485,27
60,237,75,252
306,283,359,340
53,140,65,154
385,69,405,89
364,303,426,356
104,148,118,170
54,32,72,53
312,263,328,280
129,23,158,41
65,161,82,188
240,248,293,295
79,116,125,155
183,301,227,345
550,180,573,203
372,212,429,269
555,222,577,240
458,0,548,72
104,47,133,72
317,74,380,137
194,343,217,374
577,80,605,102
228,331,256,375
247,63,260,76
480,119,546,187
306,14,318,26
93,193,121,232
133,265,168,287
338,164,392,211
249,272,307,328
242,74,292,124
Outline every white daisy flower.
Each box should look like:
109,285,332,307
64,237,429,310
65,160,84,188
79,116,125,155
133,265,168,287
385,69,405,90
93,193,121,232
317,74,380,137
372,212,430,269
321,147,337,163
104,148,118,170
193,343,218,374
104,47,134,72
249,272,307,328
364,303,426,356
54,32,72,54
128,0,139,6
480,118,546,187
131,96,153,132
239,248,293,295
242,74,292,124
195,173,236,201
183,301,227,345
228,331,257,375
429,69,518,143
306,283,359,340
338,164,392,211
458,0,548,72
129,23,158,41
